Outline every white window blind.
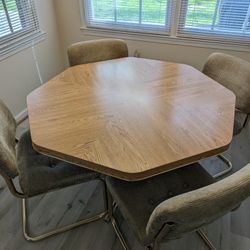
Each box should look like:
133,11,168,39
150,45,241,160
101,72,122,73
84,0,173,34
177,0,250,45
83,0,250,47
0,0,42,59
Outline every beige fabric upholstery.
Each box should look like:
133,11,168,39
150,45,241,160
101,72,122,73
0,99,101,197
146,163,250,243
17,131,100,198
0,100,18,178
67,39,128,66
106,163,214,246
202,53,250,114
107,163,250,247
234,113,243,135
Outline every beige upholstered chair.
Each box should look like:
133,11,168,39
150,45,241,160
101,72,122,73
0,100,107,241
67,39,128,66
202,53,250,178
106,162,250,250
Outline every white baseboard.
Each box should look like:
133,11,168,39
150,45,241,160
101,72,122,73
15,108,28,125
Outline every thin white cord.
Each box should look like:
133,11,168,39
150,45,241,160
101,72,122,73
19,42,43,123
28,0,43,85
31,40,43,85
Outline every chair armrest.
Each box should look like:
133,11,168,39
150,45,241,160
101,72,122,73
146,163,250,240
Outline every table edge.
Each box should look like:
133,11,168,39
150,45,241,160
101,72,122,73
32,140,231,181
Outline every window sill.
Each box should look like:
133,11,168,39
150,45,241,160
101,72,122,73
80,26,250,53
0,31,46,62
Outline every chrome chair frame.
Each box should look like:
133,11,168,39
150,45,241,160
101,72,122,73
107,190,216,250
213,154,233,179
213,112,249,179
1,171,108,242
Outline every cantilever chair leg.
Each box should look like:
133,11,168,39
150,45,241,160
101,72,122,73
197,229,217,250
213,113,249,179
111,216,129,250
22,180,108,242
213,154,233,179
107,190,129,250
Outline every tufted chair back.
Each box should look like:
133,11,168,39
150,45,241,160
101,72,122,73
67,39,128,66
146,163,250,243
202,53,250,114
0,100,18,178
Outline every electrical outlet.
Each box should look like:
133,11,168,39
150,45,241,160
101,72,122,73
133,50,141,57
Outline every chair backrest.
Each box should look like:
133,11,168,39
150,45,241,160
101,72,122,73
67,39,128,66
0,100,18,178
146,163,250,242
202,53,250,114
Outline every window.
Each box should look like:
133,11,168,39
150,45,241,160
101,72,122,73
0,0,42,60
178,0,250,44
83,0,250,46
84,0,173,34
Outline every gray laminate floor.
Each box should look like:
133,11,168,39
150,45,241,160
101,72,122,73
0,118,249,250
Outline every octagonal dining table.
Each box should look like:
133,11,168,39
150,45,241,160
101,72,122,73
27,57,236,181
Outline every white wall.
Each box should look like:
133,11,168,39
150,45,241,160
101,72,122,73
1,0,250,116
0,0,64,116
54,0,250,70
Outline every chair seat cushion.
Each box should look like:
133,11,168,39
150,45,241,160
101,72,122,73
16,131,100,197
233,118,243,135
106,163,214,246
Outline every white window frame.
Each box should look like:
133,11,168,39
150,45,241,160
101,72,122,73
83,0,173,35
0,0,45,61
80,0,250,52
177,0,250,46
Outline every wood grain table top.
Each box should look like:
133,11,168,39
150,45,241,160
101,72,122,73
27,57,236,181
